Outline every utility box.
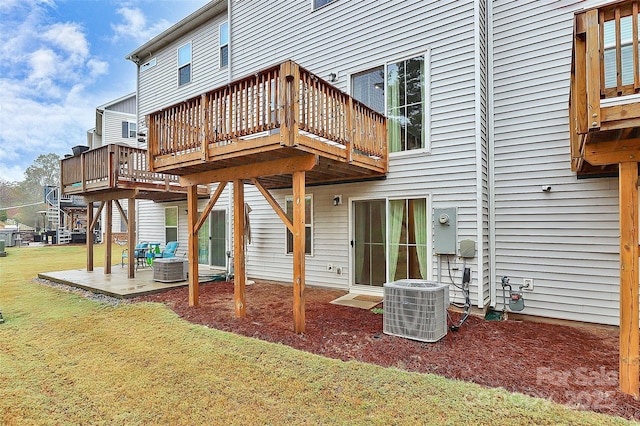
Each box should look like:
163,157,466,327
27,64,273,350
433,208,456,255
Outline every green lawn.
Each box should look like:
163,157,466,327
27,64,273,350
0,245,632,425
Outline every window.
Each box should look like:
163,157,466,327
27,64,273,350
165,207,178,243
121,121,136,138
177,42,192,86
141,57,156,72
388,198,428,281
285,195,312,255
119,208,128,233
351,66,385,114
314,0,337,9
387,54,426,153
219,22,228,68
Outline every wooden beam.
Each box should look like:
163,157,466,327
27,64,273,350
179,155,318,187
251,178,294,233
292,170,306,333
114,200,127,228
194,182,227,234
104,200,112,275
583,138,640,165
187,185,200,307
84,189,138,203
89,201,105,231
87,201,94,272
619,161,639,397
127,198,136,279
585,9,601,130
233,180,246,318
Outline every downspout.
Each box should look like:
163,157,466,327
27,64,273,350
227,0,232,83
474,0,485,309
487,0,497,309
227,0,233,268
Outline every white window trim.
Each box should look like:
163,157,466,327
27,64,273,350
386,50,432,157
312,0,338,10
165,206,179,244
347,194,432,293
284,194,313,257
177,41,192,87
141,57,156,72
219,21,229,69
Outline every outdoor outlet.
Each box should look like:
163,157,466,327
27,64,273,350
523,278,534,291
327,263,334,272
336,267,343,276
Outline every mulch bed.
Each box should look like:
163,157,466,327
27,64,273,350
136,280,640,421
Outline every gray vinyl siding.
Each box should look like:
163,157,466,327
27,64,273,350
231,0,483,305
103,111,137,148
105,96,136,115
136,13,229,128
491,0,620,325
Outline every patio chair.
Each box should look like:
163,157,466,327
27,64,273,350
121,241,149,269
156,241,179,258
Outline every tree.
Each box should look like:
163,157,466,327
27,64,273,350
23,153,60,189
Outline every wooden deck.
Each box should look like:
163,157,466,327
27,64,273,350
60,143,208,201
143,60,388,335
569,0,640,397
570,0,640,177
146,60,388,189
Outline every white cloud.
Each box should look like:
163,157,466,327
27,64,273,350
42,22,89,57
28,48,58,80
111,6,172,44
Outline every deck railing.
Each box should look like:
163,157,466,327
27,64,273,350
147,60,387,170
570,0,640,171
60,144,180,194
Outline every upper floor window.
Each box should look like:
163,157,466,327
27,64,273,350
219,22,229,68
351,53,428,154
141,57,156,72
121,121,136,138
314,0,337,9
351,66,384,114
387,54,426,153
177,42,192,86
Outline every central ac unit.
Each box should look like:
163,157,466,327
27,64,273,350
383,279,449,342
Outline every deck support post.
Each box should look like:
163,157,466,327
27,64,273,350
234,180,246,318
127,198,136,279
619,161,639,397
187,185,200,307
87,201,94,272
104,200,112,274
292,170,306,333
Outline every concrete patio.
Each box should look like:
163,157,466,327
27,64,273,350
38,266,196,298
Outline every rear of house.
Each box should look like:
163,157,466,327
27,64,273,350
127,0,636,331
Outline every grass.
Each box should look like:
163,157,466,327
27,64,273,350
0,245,634,425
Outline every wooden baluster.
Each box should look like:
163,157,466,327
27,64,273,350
615,7,622,93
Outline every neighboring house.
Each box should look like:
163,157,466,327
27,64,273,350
86,93,138,239
124,0,638,392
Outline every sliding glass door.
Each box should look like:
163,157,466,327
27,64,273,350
352,197,429,291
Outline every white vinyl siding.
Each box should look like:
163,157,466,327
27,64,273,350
491,0,621,325
137,13,229,131
102,111,137,148
233,0,482,305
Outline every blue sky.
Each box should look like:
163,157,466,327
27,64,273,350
0,0,209,183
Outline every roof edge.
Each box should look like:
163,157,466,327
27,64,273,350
125,0,227,64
